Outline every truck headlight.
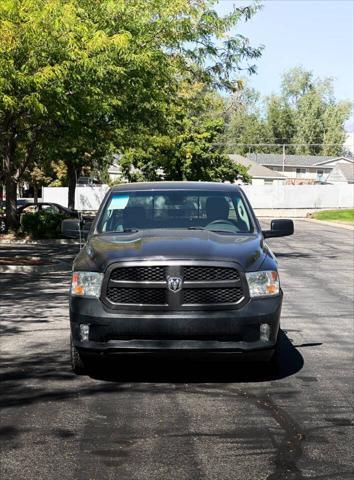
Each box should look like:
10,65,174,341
246,271,280,297
71,271,103,298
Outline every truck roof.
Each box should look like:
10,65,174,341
111,181,241,193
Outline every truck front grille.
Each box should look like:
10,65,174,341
104,263,246,310
183,288,243,305
110,266,166,282
183,266,239,282
107,287,167,305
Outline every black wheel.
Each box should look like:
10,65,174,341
70,336,87,375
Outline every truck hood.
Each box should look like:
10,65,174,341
75,229,271,272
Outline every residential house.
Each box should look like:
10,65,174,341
108,162,123,183
229,154,287,185
326,162,354,184
248,153,354,184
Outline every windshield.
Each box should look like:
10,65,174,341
97,190,254,234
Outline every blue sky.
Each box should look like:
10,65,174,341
216,0,354,130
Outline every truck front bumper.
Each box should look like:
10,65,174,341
70,293,282,359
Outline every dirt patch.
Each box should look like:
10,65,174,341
0,233,32,242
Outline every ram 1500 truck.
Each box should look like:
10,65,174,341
69,182,294,374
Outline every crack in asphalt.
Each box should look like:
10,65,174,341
187,385,306,480
239,390,305,480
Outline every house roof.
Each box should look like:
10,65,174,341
341,163,354,182
229,154,286,179
247,153,353,168
330,163,354,183
108,163,121,174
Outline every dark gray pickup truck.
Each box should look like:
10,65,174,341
69,182,293,374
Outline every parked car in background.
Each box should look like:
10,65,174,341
0,202,86,233
17,198,35,207
18,202,79,216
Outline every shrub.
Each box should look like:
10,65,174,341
21,211,65,239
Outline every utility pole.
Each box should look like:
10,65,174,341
282,144,286,172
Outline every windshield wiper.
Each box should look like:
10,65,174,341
104,228,139,234
188,226,236,235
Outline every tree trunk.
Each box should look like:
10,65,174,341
5,175,18,232
3,128,18,232
67,163,79,210
33,184,38,205
175,159,183,181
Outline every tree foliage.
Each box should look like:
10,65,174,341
226,67,351,156
120,86,251,183
224,83,274,154
1,0,262,229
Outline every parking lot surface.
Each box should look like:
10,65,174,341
0,221,353,480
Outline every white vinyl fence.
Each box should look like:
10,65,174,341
242,184,353,209
42,185,109,210
42,184,354,213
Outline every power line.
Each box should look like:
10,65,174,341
213,143,347,146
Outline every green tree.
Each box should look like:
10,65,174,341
173,116,251,183
225,82,274,155
322,103,352,156
24,165,52,204
266,95,295,151
292,89,327,155
226,112,274,155
281,66,314,106
0,0,131,224
119,85,251,183
49,161,67,187
224,67,351,157
1,0,262,229
285,69,351,155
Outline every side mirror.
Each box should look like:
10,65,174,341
263,219,294,239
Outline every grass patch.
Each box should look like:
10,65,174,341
312,209,354,223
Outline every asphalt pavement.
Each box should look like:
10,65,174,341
0,220,353,480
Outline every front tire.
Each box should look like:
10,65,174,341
70,336,87,375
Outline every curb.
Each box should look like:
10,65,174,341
304,218,354,230
0,261,72,273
